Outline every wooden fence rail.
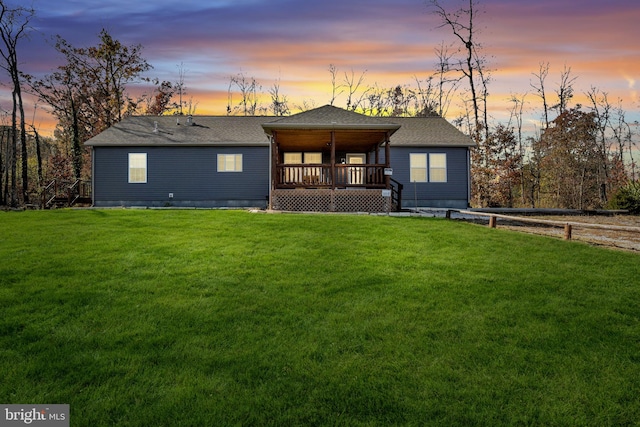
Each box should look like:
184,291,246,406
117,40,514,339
454,210,640,241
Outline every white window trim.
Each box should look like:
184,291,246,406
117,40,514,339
217,154,243,172
128,153,147,184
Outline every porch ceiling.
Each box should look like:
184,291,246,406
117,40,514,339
272,129,389,152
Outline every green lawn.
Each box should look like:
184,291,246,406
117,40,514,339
1,209,639,426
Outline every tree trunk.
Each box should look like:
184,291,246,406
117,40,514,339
33,127,43,192
71,96,82,179
0,126,4,206
10,91,17,207
17,79,28,204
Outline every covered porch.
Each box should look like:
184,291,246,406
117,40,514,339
262,106,402,212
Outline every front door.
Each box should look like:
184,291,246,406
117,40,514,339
347,154,366,185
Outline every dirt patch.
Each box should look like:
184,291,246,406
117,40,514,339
466,214,640,252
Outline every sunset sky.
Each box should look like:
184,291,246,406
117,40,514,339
8,0,640,136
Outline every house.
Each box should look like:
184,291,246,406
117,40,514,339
84,105,474,211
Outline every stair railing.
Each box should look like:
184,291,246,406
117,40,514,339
43,180,57,208
390,178,403,212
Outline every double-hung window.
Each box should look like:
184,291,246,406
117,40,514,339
410,153,447,183
217,154,243,172
128,153,147,183
429,153,447,182
410,153,428,182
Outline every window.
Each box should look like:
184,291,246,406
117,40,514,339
304,152,322,164
128,153,147,183
283,152,302,183
410,153,447,183
410,153,427,182
283,152,302,164
283,152,322,184
429,153,447,182
303,152,322,184
217,154,243,172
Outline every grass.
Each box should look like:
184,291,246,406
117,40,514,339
1,209,639,426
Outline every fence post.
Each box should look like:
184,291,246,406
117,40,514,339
564,223,572,240
489,215,497,228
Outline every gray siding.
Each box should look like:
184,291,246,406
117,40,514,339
93,146,269,207
389,147,470,209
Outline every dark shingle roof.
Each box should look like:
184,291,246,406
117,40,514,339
85,105,475,148
85,116,271,147
388,117,475,147
265,104,399,127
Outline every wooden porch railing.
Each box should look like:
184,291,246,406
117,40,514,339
67,179,92,206
276,164,387,188
43,179,92,208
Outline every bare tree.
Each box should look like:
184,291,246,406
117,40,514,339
184,96,198,116
0,112,9,205
343,68,369,111
361,83,391,117
586,86,613,202
609,102,637,180
294,99,317,114
176,62,187,115
28,104,43,194
227,72,260,116
328,64,343,106
0,1,33,205
530,62,550,129
507,93,527,205
432,42,461,117
553,65,577,114
429,0,487,143
268,77,290,116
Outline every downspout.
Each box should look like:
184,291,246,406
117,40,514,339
267,136,272,210
269,133,276,210
91,147,95,207
467,148,471,207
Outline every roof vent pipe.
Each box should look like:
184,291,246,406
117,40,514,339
153,121,158,133
187,115,193,126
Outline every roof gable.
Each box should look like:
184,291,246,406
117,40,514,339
266,105,398,126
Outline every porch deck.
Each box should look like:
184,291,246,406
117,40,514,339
272,163,401,212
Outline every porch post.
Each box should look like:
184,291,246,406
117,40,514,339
330,131,336,190
385,132,391,190
270,131,278,209
330,130,336,211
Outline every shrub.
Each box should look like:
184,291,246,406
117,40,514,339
608,180,640,214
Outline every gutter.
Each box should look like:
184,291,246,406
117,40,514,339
261,122,401,134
